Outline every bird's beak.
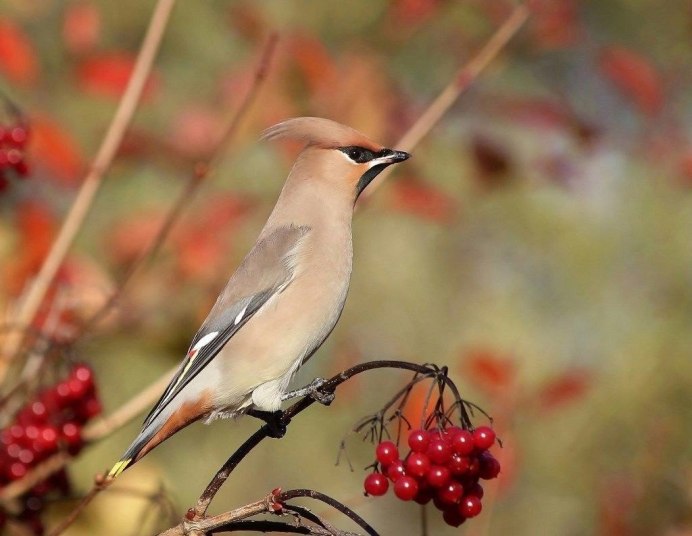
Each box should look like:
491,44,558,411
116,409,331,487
373,148,411,166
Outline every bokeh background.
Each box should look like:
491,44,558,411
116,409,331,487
0,1,691,534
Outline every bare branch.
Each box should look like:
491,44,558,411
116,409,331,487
0,0,177,380
360,3,529,199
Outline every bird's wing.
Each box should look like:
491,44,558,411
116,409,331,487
141,224,311,429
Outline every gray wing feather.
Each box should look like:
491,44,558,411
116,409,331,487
141,225,310,428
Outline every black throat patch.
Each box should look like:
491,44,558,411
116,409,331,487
355,164,387,199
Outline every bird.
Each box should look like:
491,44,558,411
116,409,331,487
108,117,410,478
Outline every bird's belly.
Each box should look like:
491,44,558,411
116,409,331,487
212,271,350,411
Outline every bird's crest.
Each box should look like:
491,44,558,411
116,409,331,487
262,117,381,151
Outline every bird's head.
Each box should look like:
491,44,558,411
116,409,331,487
263,117,410,200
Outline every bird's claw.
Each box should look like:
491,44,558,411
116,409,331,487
281,377,334,406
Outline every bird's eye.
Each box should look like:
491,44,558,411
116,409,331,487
341,146,374,164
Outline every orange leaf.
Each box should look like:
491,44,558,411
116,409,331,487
106,211,166,266
0,17,39,85
463,348,516,394
75,52,160,101
63,1,101,54
528,0,582,50
391,0,441,26
28,115,85,186
2,200,56,294
599,46,664,116
536,369,592,411
288,34,337,94
390,177,457,223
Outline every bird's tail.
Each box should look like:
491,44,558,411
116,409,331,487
107,427,156,479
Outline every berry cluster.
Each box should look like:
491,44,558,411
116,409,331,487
0,364,102,534
0,120,30,193
363,425,500,527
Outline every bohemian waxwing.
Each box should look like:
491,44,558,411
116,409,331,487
109,117,410,477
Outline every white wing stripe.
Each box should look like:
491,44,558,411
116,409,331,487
192,331,219,352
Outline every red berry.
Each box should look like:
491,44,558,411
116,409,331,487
443,507,467,527
465,482,485,499
427,438,452,464
60,422,83,454
8,461,27,480
473,426,496,451
18,448,34,465
80,397,102,420
67,378,88,403
9,126,28,146
364,472,389,496
386,460,406,482
405,452,431,479
18,401,49,425
448,453,472,476
414,487,433,505
426,465,450,488
479,452,501,479
24,426,40,446
6,442,21,458
393,476,419,501
459,495,483,518
33,426,59,455
71,364,95,388
375,440,399,466
6,148,22,165
13,159,28,176
467,456,480,478
452,429,475,456
407,429,430,453
54,382,72,407
436,480,464,505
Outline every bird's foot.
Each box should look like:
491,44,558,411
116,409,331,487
281,377,335,406
247,408,287,438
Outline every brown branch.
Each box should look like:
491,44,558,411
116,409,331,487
0,0,177,381
159,489,375,536
360,3,529,199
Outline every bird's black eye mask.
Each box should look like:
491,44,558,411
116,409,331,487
339,145,387,164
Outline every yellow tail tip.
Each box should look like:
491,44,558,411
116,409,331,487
108,459,132,479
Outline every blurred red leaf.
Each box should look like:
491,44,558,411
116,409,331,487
63,1,101,54
599,46,664,116
535,368,592,411
28,115,85,186
75,52,160,101
463,348,517,394
168,105,223,159
2,200,56,294
288,34,337,94
106,211,166,267
390,177,457,223
528,0,582,50
391,0,441,26
0,17,39,86
174,194,255,280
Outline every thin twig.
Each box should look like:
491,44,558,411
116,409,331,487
361,3,529,199
159,489,376,536
46,480,111,536
0,0,177,381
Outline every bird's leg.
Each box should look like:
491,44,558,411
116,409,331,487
281,377,335,406
247,408,287,438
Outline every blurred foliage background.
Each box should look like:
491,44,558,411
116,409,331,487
0,0,691,534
